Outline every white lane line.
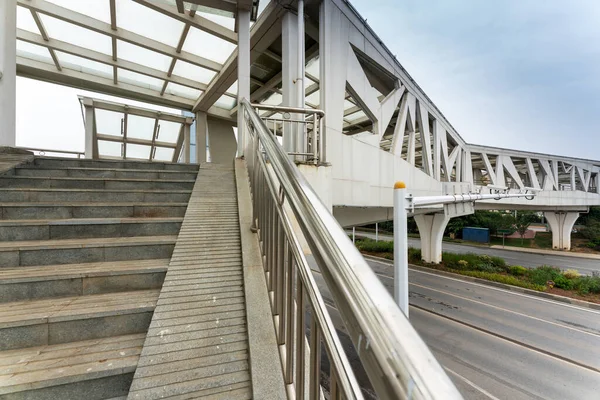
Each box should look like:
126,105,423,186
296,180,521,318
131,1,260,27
444,367,501,400
366,257,600,316
409,282,600,338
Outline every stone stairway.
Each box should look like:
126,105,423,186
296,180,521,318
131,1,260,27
0,157,199,399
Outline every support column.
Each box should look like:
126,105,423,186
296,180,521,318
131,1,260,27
414,213,450,263
183,117,192,163
195,111,207,163
544,211,579,250
281,12,300,154
0,0,17,147
82,99,94,159
236,8,250,158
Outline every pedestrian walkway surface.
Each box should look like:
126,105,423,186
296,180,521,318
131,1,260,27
127,164,251,399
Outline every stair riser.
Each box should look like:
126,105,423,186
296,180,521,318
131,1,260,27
0,178,194,191
0,244,175,267
0,191,191,203
1,373,135,400
0,272,166,303
0,313,152,351
14,168,198,181
33,158,199,172
0,222,182,241
0,205,187,220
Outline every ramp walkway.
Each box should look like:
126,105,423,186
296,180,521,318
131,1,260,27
127,164,252,399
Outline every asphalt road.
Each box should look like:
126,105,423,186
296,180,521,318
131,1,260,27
351,230,600,275
365,257,600,399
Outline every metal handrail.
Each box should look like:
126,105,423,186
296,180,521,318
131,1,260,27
240,98,462,399
16,146,85,158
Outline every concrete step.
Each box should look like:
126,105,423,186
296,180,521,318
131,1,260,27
0,217,183,241
0,188,192,203
0,235,176,267
0,290,159,351
33,156,200,172
0,333,145,398
0,176,195,191
0,259,169,302
13,166,198,181
0,202,188,219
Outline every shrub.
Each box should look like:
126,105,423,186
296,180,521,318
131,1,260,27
553,275,575,290
573,276,600,295
472,263,504,273
529,266,562,286
509,265,528,276
442,252,481,269
458,270,546,291
408,247,422,263
489,256,507,269
563,269,581,279
355,239,393,253
457,260,469,269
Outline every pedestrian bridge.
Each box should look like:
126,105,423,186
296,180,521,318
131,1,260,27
1,0,599,398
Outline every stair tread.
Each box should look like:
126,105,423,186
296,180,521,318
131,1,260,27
0,259,170,283
35,156,199,168
0,290,160,328
0,235,177,250
0,217,184,226
0,176,195,182
0,333,145,394
16,166,197,174
0,188,192,193
0,202,188,207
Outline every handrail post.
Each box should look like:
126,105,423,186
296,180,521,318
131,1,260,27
393,181,409,317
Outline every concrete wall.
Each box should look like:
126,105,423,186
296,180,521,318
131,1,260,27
207,117,236,164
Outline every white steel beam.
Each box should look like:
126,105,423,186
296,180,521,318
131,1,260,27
0,0,16,146
17,0,223,72
236,8,250,157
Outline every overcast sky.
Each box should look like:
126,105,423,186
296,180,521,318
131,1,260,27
16,0,600,160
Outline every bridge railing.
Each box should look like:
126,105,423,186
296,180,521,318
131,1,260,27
240,99,461,400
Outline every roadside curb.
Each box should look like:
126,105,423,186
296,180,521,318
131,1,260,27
362,254,600,311
489,245,600,260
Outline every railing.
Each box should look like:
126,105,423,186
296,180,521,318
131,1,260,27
240,99,461,399
252,103,325,165
16,146,84,158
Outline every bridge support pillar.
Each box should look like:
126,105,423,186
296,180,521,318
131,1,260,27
0,0,16,147
414,213,450,263
544,211,579,250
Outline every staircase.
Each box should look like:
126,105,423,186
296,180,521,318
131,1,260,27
0,157,199,399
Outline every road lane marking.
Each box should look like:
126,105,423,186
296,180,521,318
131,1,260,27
444,367,501,400
365,256,600,316
409,281,600,339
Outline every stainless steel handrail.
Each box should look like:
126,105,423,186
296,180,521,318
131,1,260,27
240,98,462,399
17,146,85,158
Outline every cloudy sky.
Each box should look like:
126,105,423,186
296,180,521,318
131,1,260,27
349,0,600,160
16,0,600,160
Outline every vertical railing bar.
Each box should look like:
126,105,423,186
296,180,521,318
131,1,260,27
285,246,295,384
330,366,339,400
276,219,285,343
309,313,321,400
296,278,305,400
271,211,279,310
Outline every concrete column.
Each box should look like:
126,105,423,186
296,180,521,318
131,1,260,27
544,211,579,250
281,12,299,154
414,213,450,263
83,99,94,159
0,0,16,147
183,118,192,163
236,9,250,158
195,111,207,163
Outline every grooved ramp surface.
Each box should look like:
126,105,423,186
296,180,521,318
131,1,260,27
128,164,251,400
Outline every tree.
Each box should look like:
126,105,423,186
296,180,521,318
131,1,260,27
514,211,538,244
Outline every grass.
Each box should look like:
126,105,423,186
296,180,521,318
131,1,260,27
354,237,600,299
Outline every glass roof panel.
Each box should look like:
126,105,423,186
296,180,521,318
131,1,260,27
116,0,183,48
343,99,356,111
95,109,123,136
214,95,237,110
156,120,181,143
182,27,235,64
117,40,172,72
305,56,320,80
98,140,122,157
262,92,282,106
118,68,164,92
226,81,238,96
40,14,112,56
46,0,111,24
346,110,367,123
171,60,215,85
127,144,151,159
16,6,40,34
16,40,54,65
198,11,235,31
165,82,202,100
56,51,113,79
127,114,156,140
154,146,174,161
306,90,320,107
